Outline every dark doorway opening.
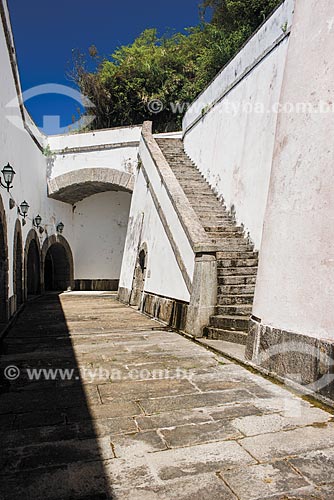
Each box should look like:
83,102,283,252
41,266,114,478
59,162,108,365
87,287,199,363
26,239,41,296
0,217,7,322
44,243,71,291
130,245,147,307
13,225,23,308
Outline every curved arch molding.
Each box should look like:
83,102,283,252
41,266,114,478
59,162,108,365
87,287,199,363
47,167,134,204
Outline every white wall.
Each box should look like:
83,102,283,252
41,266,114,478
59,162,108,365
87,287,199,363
253,0,334,340
0,4,73,301
119,167,191,303
73,191,131,280
183,0,295,249
48,127,141,179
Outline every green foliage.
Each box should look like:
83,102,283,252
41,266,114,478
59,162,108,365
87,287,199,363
72,0,281,132
202,0,281,31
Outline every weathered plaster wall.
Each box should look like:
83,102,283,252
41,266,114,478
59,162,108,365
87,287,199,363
48,127,141,179
73,191,131,281
0,2,73,309
119,167,191,304
182,0,295,249
252,0,334,341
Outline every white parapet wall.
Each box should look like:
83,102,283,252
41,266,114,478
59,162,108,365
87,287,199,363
182,0,295,250
243,0,334,403
252,0,334,341
119,130,193,306
47,126,141,179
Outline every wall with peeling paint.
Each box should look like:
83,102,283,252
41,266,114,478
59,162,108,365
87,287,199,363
73,191,132,281
119,164,191,304
48,127,141,179
182,0,295,249
252,0,334,340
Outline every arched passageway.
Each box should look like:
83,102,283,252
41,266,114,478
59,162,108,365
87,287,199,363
44,244,71,291
42,236,74,292
13,220,23,309
26,240,41,296
0,196,8,322
25,230,41,298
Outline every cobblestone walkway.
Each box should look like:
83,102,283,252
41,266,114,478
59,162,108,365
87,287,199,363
0,293,334,499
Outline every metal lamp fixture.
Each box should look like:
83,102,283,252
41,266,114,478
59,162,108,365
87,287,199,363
33,214,42,228
19,200,29,225
56,222,64,234
0,163,15,192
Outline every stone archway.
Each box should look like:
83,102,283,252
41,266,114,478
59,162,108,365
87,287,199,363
0,195,8,323
41,235,74,292
24,229,41,299
130,243,148,308
13,219,23,309
47,168,134,204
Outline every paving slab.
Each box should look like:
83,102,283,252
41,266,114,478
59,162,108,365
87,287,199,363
288,448,334,486
239,423,334,461
221,461,309,500
113,473,237,499
232,407,331,436
1,293,334,499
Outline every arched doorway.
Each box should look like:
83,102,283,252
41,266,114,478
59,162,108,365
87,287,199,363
130,244,148,307
0,195,8,322
42,235,74,292
13,220,23,309
24,230,41,298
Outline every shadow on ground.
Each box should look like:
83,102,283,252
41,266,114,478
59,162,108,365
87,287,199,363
0,293,115,499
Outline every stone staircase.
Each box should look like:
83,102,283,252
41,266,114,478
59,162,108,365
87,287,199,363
156,138,258,345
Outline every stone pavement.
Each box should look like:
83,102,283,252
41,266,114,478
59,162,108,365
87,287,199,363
0,293,334,500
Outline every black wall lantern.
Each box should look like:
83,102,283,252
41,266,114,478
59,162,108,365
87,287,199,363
56,222,64,234
33,214,42,228
18,200,29,225
0,163,15,192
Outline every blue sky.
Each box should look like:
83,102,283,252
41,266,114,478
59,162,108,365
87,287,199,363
8,0,203,134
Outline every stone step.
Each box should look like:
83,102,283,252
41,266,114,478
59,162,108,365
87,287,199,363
198,208,228,214
216,241,254,248
182,183,212,189
207,231,245,240
218,294,254,305
202,222,235,228
217,258,258,268
218,275,257,285
170,167,200,173
204,226,243,233
199,214,232,220
216,304,252,316
218,267,258,276
171,169,201,175
217,250,258,258
187,199,223,208
213,244,254,252
210,314,249,331
183,185,213,191
218,284,256,295
203,327,248,345
186,195,219,202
